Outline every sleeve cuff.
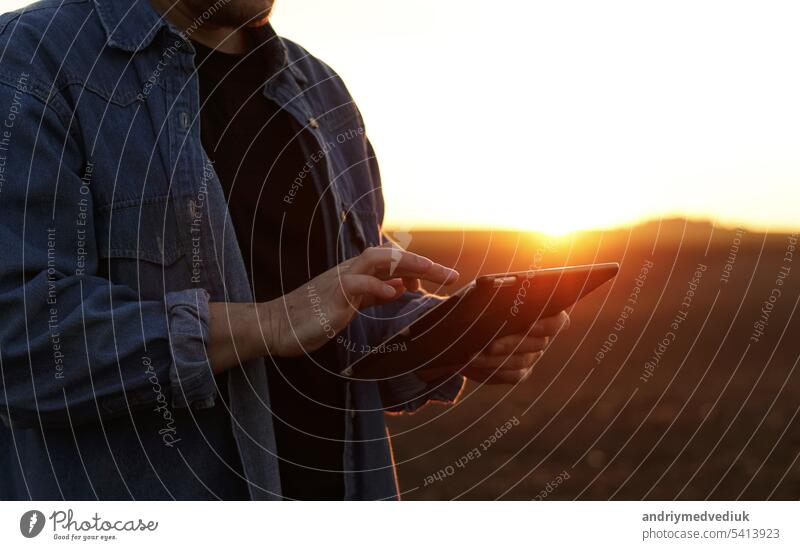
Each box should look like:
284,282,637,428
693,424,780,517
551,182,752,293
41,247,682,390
165,288,217,410
381,372,466,413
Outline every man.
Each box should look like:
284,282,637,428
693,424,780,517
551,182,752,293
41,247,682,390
0,0,568,500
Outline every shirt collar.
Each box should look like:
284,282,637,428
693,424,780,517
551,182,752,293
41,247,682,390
93,0,307,85
247,23,308,87
247,23,289,77
93,0,168,52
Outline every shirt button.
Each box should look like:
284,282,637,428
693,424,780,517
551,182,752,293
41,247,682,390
179,111,190,129
307,116,320,129
340,209,348,223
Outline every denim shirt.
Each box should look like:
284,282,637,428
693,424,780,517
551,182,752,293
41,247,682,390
0,0,464,500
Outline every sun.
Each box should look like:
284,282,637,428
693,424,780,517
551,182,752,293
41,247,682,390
488,196,630,237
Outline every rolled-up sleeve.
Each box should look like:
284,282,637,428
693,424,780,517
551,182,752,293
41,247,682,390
166,288,216,410
380,371,465,414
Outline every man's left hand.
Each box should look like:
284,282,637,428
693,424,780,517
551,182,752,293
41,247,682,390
463,311,570,384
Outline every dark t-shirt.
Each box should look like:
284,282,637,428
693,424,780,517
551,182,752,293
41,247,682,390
194,40,346,500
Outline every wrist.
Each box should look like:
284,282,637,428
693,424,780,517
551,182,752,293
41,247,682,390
256,298,286,357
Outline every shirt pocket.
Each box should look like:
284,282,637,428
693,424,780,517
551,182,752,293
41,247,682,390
95,195,184,296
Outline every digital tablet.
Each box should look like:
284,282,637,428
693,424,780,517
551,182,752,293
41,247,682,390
341,262,619,380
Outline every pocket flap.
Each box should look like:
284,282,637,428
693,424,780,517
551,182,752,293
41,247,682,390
95,195,183,265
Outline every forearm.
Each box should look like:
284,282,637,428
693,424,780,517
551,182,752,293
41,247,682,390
207,301,286,373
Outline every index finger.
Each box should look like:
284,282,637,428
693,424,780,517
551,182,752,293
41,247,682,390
350,247,459,285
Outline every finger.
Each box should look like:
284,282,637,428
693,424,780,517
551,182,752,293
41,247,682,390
402,277,420,292
352,277,412,309
340,274,397,302
464,366,533,385
532,311,570,337
377,261,458,286
469,351,541,371
488,334,549,355
350,246,429,274
368,278,407,306
350,247,459,285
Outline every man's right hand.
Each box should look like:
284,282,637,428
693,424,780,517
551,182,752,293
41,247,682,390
261,245,459,358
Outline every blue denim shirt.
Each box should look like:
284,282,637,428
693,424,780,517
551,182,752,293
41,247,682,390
0,0,464,500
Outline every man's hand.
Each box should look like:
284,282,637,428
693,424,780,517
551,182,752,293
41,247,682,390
463,311,570,384
262,246,459,358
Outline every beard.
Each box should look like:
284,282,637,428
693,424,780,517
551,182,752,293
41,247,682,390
179,0,275,28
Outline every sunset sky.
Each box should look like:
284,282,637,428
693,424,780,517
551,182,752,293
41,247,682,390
4,0,800,234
